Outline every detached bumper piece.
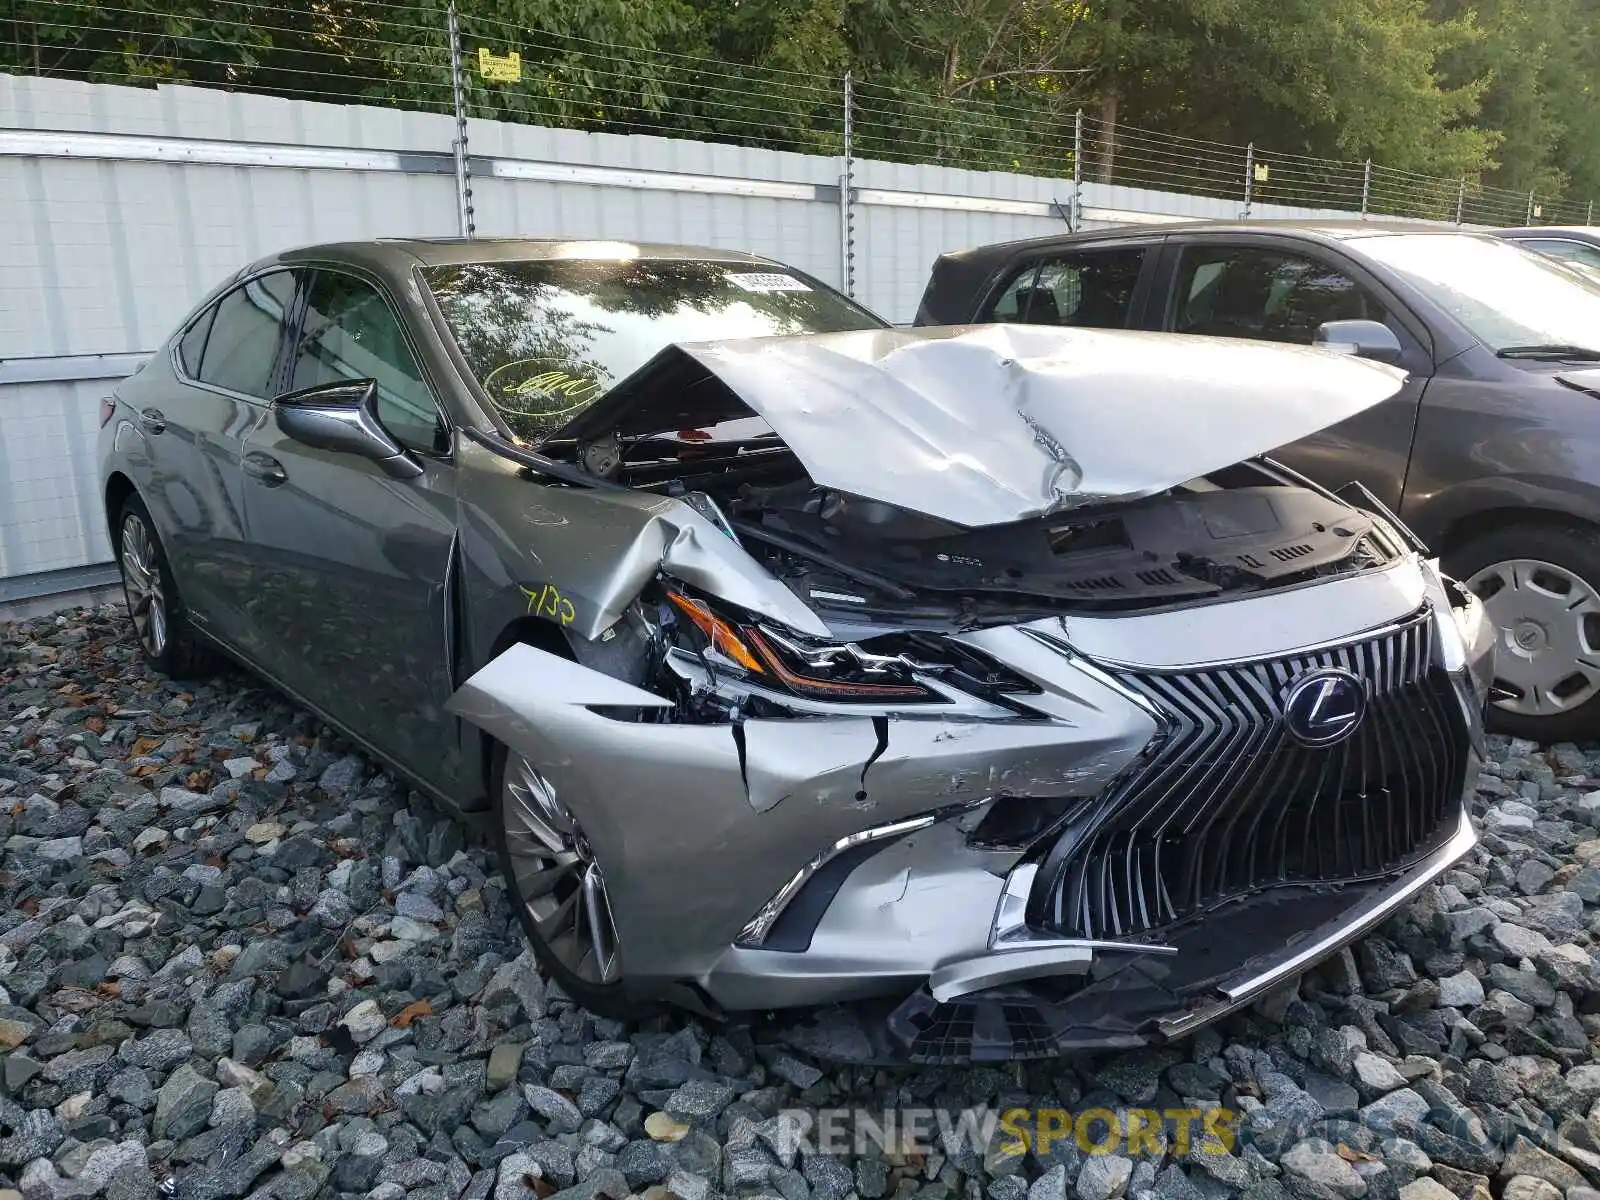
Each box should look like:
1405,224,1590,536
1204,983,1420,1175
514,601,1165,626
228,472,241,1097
1031,608,1469,940
759,809,1476,1065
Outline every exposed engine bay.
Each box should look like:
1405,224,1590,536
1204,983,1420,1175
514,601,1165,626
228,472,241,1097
552,417,1405,624
526,326,1416,727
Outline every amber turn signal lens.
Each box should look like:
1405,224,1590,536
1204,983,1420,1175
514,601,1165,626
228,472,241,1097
666,591,765,674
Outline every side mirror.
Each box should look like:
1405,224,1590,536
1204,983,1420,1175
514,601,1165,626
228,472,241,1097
274,379,423,480
1314,319,1404,365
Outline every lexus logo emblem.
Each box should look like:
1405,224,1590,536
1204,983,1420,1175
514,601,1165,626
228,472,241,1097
1283,668,1367,747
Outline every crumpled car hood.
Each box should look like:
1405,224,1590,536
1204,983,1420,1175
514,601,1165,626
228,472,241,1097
563,324,1407,529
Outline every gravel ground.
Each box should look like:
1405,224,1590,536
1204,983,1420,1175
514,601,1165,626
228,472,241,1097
10,606,1600,1200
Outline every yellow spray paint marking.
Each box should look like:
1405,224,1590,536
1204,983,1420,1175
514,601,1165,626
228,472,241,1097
520,584,575,627
478,48,522,83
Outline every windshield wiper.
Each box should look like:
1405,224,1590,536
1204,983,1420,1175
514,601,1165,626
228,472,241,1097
1496,343,1600,361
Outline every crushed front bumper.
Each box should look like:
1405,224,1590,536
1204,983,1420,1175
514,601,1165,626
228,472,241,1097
761,804,1478,1065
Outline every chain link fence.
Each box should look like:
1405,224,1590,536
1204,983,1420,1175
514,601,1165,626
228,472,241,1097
5,0,1596,229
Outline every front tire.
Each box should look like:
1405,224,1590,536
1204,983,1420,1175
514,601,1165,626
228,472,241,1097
490,742,656,1020
1446,521,1600,742
116,495,218,679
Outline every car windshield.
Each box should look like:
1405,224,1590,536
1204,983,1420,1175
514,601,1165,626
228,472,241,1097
1350,232,1600,355
421,256,886,441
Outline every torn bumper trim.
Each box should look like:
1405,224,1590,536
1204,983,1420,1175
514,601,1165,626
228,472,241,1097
1155,804,1479,1040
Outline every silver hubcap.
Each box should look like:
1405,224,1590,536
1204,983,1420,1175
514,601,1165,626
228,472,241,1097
120,514,168,659
503,755,621,985
1466,557,1600,716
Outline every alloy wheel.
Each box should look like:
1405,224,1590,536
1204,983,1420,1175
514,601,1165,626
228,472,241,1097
502,754,621,984
1466,556,1600,717
120,512,169,660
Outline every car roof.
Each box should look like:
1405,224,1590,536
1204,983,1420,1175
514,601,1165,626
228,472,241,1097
932,217,1489,263
1495,226,1600,240
250,237,785,276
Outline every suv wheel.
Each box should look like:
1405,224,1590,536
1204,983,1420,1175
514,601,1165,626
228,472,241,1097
116,495,218,678
1447,522,1600,742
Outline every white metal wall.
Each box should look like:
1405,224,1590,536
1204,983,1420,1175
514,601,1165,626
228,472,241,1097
0,74,1387,590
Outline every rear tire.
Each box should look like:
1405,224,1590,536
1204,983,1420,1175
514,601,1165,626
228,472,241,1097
489,740,658,1021
1445,521,1600,742
115,494,219,679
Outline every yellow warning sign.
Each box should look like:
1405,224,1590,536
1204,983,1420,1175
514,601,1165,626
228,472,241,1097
1253,162,1270,183
478,48,522,83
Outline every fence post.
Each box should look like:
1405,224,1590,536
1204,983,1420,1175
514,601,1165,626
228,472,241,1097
1242,143,1254,219
1589,199,1595,224
1526,190,1535,224
447,1,475,239
839,72,855,299
1360,160,1371,218
1455,177,1466,225
1071,110,1084,231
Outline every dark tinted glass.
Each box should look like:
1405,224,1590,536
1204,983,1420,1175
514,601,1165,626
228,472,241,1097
178,306,215,376
1173,247,1378,344
422,257,885,441
1011,248,1146,328
291,271,442,452
196,271,296,397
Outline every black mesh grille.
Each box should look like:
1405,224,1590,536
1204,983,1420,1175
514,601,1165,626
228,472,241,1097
1031,607,1470,940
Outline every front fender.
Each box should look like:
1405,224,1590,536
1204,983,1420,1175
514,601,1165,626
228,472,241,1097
1404,472,1600,549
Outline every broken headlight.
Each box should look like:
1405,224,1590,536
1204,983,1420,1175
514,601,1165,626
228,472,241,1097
661,588,1041,708
666,589,937,701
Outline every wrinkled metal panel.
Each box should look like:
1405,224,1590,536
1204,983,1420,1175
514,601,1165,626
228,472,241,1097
0,74,1387,586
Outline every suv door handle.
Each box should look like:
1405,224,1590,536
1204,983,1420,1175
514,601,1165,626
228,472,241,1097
138,408,166,434
242,451,287,487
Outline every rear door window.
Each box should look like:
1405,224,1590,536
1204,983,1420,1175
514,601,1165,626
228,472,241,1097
984,247,1148,328
195,271,297,398
1171,246,1381,344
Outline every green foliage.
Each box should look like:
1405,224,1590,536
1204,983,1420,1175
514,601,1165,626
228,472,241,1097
5,0,1596,212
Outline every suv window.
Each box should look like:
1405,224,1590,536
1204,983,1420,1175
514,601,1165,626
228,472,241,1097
1516,238,1600,271
1172,246,1380,344
986,248,1147,328
195,271,296,397
290,270,443,453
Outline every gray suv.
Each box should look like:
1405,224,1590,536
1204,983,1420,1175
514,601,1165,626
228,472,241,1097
918,220,1600,741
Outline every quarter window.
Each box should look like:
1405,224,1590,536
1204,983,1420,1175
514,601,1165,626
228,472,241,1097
1172,247,1381,344
986,248,1147,328
195,271,296,397
177,306,215,377
290,271,443,454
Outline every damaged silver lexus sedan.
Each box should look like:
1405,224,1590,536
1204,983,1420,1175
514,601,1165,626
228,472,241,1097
98,238,1495,1062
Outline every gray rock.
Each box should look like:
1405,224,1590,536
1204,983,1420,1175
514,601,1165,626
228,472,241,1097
665,1080,735,1124
1493,922,1555,960
525,1085,583,1135
1030,1164,1069,1200
154,1063,218,1141
1075,1156,1133,1200
119,1028,194,1072
338,999,386,1044
1436,970,1485,1009
618,1140,674,1188
1281,1139,1366,1198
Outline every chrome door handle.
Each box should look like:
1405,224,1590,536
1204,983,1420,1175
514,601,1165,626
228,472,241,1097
242,451,287,487
138,408,166,434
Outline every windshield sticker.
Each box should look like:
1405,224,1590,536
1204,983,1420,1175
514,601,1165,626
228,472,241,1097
726,272,812,293
482,359,604,425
